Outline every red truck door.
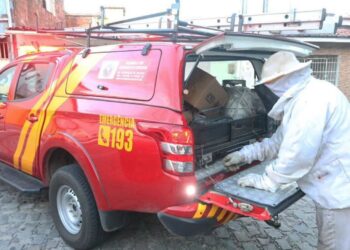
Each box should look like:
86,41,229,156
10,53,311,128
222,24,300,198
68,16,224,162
0,65,20,159
2,61,55,175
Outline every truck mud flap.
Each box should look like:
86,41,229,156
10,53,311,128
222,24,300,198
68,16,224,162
199,161,304,221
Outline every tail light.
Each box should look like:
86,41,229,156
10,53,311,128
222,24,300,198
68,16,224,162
137,122,194,175
160,142,193,155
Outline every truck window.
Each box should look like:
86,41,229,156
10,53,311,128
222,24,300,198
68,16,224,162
185,60,256,89
15,63,54,100
66,50,161,101
0,66,16,101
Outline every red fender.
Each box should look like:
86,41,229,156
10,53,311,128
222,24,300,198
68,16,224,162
39,131,110,210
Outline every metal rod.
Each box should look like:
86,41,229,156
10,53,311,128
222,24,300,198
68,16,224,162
100,6,105,29
87,23,91,48
102,10,170,28
58,34,205,43
50,31,210,44
238,15,244,32
65,34,120,41
230,14,236,31
172,0,180,41
44,28,176,34
58,31,207,42
184,22,223,32
263,0,268,13
37,28,210,43
184,54,202,87
178,26,217,37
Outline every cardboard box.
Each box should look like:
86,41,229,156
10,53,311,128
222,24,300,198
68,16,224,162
184,68,228,110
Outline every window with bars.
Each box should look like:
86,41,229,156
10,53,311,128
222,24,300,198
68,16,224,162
300,55,339,85
0,40,9,59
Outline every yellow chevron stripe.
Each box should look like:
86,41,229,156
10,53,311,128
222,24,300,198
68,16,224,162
12,55,42,169
13,121,31,168
15,83,65,172
207,205,219,218
18,62,73,174
18,53,105,174
222,213,235,224
217,209,227,221
13,65,67,170
193,203,207,219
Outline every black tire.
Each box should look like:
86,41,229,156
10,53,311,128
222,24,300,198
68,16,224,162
49,164,105,250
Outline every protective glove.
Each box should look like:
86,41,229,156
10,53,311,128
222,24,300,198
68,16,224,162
223,152,243,168
237,173,281,192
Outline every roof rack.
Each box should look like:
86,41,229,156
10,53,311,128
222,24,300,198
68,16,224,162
34,0,222,47
337,16,350,29
185,9,327,33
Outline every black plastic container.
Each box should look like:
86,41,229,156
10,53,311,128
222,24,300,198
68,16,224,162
191,114,268,166
191,116,233,147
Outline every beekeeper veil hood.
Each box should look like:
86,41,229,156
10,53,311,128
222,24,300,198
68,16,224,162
265,66,313,97
259,51,312,97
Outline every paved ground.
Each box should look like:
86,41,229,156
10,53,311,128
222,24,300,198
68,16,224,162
0,181,318,250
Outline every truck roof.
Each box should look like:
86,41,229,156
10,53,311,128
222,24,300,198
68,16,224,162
15,49,77,62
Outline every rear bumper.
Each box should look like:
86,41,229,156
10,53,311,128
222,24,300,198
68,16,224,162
157,201,239,236
158,212,217,236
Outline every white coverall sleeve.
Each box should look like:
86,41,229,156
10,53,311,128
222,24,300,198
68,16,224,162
239,125,283,164
265,97,328,184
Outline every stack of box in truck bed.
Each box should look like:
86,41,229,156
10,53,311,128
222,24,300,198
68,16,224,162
184,67,268,167
184,68,229,111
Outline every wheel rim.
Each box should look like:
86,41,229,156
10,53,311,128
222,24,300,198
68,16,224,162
57,185,82,235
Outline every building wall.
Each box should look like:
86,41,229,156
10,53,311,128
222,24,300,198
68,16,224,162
312,43,350,100
65,14,99,28
0,58,9,69
12,0,65,29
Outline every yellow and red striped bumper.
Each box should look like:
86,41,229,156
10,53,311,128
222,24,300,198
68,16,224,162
192,202,240,224
158,202,240,236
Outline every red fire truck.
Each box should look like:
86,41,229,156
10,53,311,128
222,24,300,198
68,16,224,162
0,4,318,249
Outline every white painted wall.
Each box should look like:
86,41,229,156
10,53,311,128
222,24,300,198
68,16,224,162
0,59,9,70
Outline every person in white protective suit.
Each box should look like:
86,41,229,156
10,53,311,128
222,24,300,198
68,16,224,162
224,51,350,250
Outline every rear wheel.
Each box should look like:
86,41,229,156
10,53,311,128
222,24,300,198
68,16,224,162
49,164,105,249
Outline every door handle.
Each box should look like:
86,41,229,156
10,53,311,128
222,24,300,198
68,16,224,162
27,114,38,123
0,103,7,109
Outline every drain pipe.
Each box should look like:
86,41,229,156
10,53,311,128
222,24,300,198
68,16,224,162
6,0,13,27
34,13,39,32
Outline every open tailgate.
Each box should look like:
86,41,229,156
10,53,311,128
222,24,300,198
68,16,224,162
199,161,304,221
193,32,318,59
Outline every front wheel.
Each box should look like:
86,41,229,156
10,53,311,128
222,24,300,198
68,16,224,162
49,164,105,249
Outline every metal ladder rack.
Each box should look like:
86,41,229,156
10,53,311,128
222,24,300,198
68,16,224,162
186,9,327,33
33,0,222,47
